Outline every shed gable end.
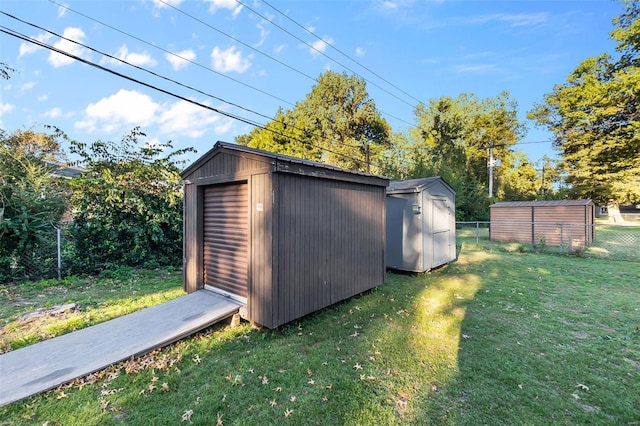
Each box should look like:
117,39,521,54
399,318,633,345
183,150,273,182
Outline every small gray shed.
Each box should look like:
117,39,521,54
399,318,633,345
385,177,456,272
181,142,389,329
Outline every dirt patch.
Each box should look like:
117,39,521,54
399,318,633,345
0,303,80,353
18,303,79,322
624,357,640,368
571,331,590,340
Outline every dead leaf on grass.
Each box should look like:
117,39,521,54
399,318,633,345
284,408,294,418
181,409,194,422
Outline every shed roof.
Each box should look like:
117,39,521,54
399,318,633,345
490,199,593,208
182,141,389,187
44,160,85,179
386,176,455,195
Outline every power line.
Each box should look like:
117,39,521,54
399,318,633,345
47,0,413,131
158,0,414,127
233,0,419,116
9,8,375,157
260,0,426,107
155,0,317,82
47,0,296,108
0,23,377,171
1,11,274,123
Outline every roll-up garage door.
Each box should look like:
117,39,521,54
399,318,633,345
203,182,248,299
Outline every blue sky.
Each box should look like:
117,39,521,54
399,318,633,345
0,0,623,166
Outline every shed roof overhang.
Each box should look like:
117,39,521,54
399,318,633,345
490,199,594,208
182,141,389,187
386,176,455,195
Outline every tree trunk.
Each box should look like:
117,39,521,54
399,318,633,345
607,200,625,223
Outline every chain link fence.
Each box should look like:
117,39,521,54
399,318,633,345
457,221,640,261
0,223,73,284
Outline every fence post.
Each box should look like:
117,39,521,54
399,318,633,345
559,224,564,254
475,221,479,244
57,227,62,281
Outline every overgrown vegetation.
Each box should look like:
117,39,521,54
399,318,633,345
0,129,68,282
0,128,191,283
65,128,193,273
1,249,638,424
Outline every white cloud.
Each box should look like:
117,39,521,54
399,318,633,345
355,47,366,57
381,1,399,11
211,46,251,73
206,0,243,17
0,102,15,116
77,89,159,133
19,82,36,92
76,89,227,140
19,33,53,57
453,63,499,74
152,0,184,7
159,100,222,138
101,45,157,67
42,107,73,119
273,44,286,54
309,36,333,56
165,49,196,70
468,13,548,27
38,95,49,102
43,107,63,119
57,3,68,17
255,21,270,48
49,27,89,68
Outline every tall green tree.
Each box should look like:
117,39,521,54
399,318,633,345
528,0,640,220
237,70,391,173
67,128,194,272
0,129,68,282
382,92,528,220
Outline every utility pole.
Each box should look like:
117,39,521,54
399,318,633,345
488,142,494,198
483,141,503,198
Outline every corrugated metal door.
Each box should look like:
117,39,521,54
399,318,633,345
203,182,248,299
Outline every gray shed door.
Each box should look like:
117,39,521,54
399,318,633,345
203,183,249,299
431,197,450,267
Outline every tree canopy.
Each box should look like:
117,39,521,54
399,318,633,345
528,0,640,208
381,91,530,220
236,70,391,173
66,128,194,272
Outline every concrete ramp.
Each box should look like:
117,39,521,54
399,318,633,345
0,291,240,406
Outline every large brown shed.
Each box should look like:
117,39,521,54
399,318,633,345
181,142,389,329
489,199,595,248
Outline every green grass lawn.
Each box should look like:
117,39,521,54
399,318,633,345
457,222,640,261
0,250,638,425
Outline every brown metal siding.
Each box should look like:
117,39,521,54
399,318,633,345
182,182,200,293
490,202,595,247
203,183,249,298
249,173,276,328
490,207,533,243
275,174,385,327
533,206,589,247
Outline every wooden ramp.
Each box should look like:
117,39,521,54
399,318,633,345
0,291,240,406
